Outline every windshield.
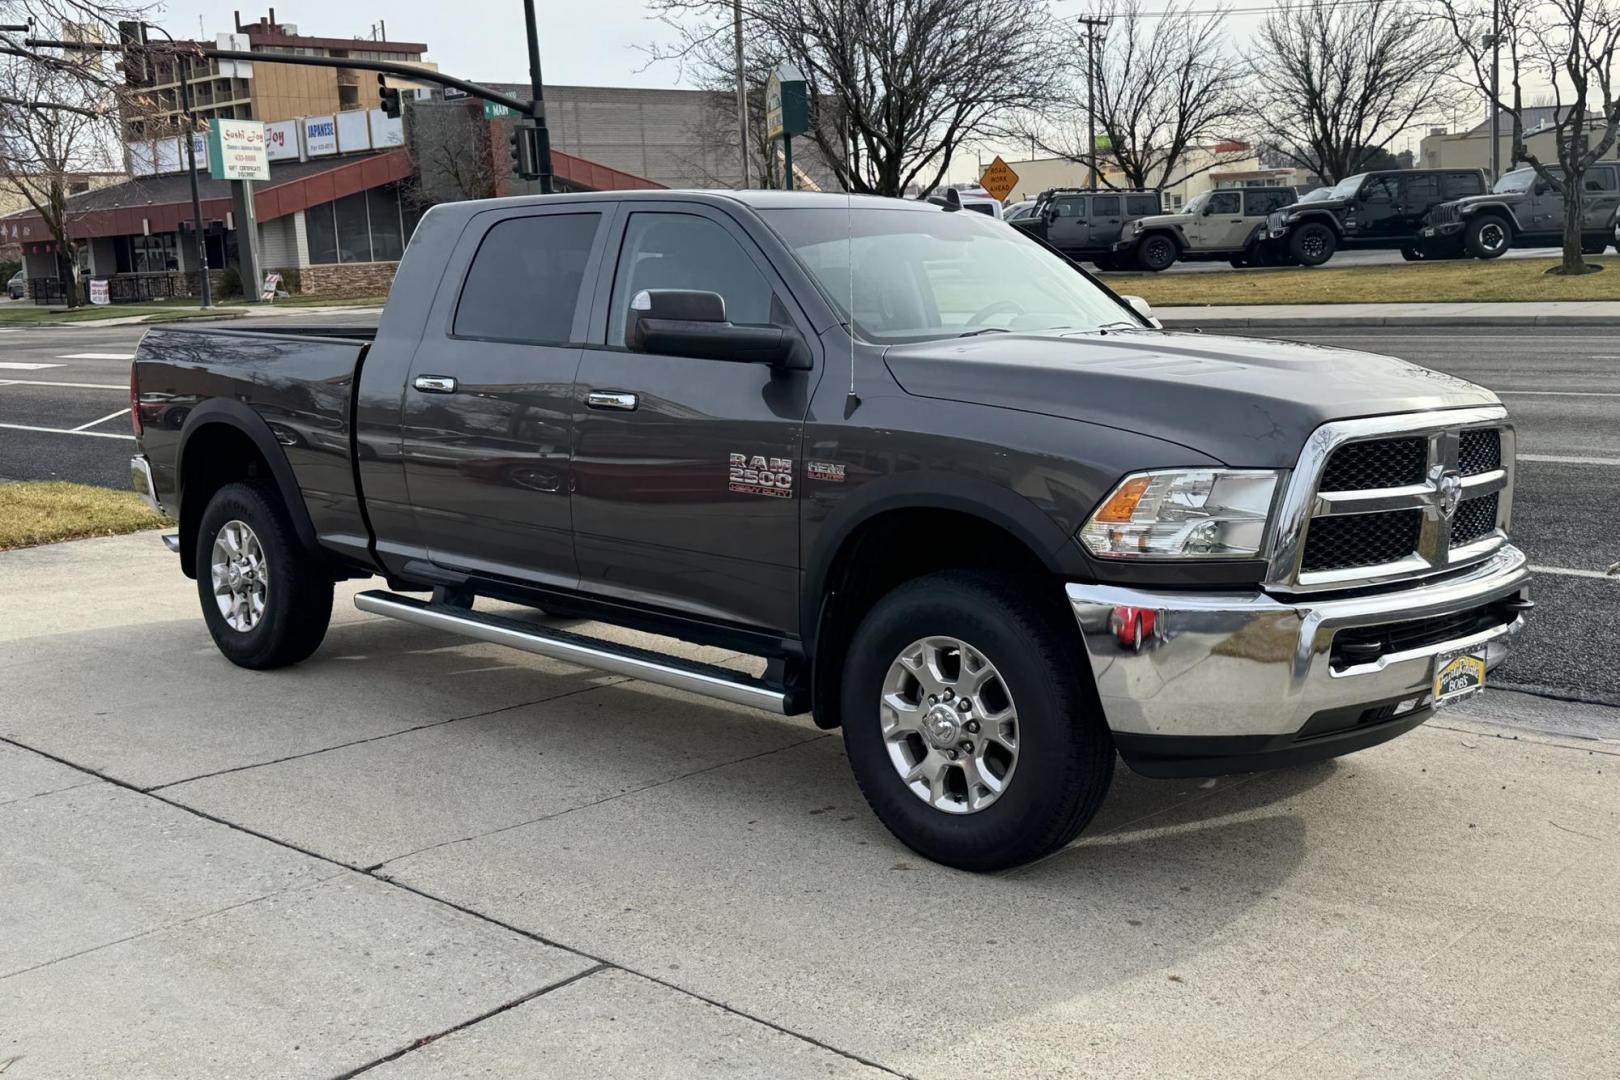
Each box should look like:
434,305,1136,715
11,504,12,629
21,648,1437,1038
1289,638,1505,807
761,206,1137,344
1327,173,1367,199
1493,169,1539,193
1182,191,1210,216
1296,187,1332,204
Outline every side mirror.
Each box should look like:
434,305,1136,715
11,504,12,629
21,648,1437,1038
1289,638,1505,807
626,289,810,369
1120,294,1162,329
1201,202,1214,216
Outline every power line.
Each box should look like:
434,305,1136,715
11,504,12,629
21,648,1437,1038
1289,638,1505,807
1057,0,1435,16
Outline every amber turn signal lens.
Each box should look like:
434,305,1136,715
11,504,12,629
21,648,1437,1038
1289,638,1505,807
1093,475,1152,522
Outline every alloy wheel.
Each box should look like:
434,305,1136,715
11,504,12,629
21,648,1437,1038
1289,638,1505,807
210,519,269,632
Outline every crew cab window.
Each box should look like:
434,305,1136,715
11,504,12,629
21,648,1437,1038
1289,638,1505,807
1585,168,1617,192
607,212,777,347
1208,192,1241,215
1125,195,1158,216
1091,195,1121,216
1361,176,1399,204
1243,189,1291,215
453,213,600,344
1444,172,1484,197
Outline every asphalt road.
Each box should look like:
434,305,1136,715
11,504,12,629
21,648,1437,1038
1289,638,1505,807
1,314,1613,705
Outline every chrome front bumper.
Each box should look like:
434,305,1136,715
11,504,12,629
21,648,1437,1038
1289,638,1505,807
1067,545,1531,742
130,453,163,516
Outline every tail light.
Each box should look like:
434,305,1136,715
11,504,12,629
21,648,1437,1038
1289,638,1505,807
129,365,142,437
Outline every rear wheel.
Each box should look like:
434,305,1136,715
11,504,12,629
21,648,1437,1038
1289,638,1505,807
1289,223,1337,266
1464,214,1512,259
196,482,333,669
1400,246,1425,262
1135,233,1178,272
840,570,1114,872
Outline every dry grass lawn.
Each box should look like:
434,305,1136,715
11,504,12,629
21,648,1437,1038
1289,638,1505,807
1112,254,1620,306
0,482,168,550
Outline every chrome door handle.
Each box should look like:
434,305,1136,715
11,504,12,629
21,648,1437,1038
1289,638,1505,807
586,391,638,411
414,375,457,394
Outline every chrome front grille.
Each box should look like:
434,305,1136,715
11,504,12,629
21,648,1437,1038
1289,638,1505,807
1268,407,1515,592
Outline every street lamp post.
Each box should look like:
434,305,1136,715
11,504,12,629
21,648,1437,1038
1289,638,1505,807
1077,16,1109,191
143,23,211,308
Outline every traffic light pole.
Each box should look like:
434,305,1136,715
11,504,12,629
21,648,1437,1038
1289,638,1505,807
521,0,554,194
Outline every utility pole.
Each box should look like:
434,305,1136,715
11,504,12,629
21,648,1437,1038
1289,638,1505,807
733,0,749,188
141,22,212,309
1488,0,1501,180
1077,16,1109,191
520,0,554,194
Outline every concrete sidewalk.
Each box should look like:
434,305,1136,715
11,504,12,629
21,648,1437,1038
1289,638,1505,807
2,531,1617,1078
1155,300,1620,329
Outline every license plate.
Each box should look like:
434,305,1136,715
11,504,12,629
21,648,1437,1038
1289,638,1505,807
1434,646,1486,707
1421,227,1435,237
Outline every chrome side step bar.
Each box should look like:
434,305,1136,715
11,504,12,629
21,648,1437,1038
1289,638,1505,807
353,590,801,715
161,534,181,553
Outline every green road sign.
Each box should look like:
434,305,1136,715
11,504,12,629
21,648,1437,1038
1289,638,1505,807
485,100,517,120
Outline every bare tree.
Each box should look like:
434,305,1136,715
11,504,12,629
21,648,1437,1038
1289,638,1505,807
1439,0,1620,274
1247,0,1462,183
1016,0,1250,191
649,0,1062,196
1,1,154,306
660,28,791,189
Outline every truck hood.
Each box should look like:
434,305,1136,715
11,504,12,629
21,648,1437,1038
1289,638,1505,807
1128,212,1193,231
882,331,1498,468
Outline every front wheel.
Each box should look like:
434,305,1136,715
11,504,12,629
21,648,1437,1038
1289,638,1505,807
196,482,333,669
1135,234,1178,272
1289,223,1337,266
840,570,1114,872
1464,215,1512,259
1400,246,1426,262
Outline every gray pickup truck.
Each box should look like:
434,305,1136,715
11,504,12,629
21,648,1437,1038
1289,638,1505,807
130,189,1532,871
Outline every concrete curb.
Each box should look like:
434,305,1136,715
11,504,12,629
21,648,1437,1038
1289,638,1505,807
1161,314,1620,329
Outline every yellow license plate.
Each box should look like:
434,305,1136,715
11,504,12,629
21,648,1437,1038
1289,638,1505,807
1434,647,1486,706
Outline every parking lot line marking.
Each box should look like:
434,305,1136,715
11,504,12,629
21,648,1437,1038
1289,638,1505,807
1520,453,1620,466
56,352,134,361
1531,564,1619,581
0,361,63,370
1496,390,1620,397
71,408,131,432
0,378,127,390
0,421,134,441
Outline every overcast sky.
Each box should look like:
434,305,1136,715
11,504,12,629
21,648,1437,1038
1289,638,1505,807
154,1,686,88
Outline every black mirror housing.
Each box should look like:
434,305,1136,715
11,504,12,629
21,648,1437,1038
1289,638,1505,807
627,288,810,370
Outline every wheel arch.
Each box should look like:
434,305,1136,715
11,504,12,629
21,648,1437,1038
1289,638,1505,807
1289,209,1343,236
176,400,322,578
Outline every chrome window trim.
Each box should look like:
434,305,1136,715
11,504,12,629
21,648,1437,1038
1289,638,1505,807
1264,405,1513,593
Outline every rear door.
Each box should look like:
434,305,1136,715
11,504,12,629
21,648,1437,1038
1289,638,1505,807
1242,189,1293,248
1045,196,1089,252
1582,166,1620,233
1087,194,1124,246
1398,173,1442,237
399,206,609,587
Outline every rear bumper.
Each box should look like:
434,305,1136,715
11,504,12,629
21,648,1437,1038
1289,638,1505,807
130,453,164,516
1067,545,1531,777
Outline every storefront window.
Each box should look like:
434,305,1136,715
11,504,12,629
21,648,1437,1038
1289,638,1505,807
307,203,338,264
367,186,404,261
306,185,409,264
334,192,372,263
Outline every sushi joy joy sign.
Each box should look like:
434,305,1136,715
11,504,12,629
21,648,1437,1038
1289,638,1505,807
206,119,271,182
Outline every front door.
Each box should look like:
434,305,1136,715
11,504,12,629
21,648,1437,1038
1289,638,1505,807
570,205,816,633
1356,175,1402,240
399,207,609,588
1045,196,1090,253
1197,191,1246,249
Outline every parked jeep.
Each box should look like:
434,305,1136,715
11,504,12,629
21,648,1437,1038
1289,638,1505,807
1419,163,1620,259
1011,188,1164,268
1261,169,1488,266
1113,188,1298,272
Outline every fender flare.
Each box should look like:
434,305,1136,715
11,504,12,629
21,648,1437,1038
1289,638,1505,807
1469,204,1522,233
1287,210,1343,237
1136,226,1185,253
177,399,323,564
799,472,1086,647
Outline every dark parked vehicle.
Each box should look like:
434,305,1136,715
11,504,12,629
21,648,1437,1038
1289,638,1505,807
1011,187,1164,268
130,189,1531,871
1262,169,1488,265
1420,163,1620,259
6,270,24,299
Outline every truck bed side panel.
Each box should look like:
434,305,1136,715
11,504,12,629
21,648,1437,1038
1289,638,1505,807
134,326,371,558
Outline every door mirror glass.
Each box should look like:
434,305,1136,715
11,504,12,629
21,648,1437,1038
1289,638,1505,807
627,289,809,369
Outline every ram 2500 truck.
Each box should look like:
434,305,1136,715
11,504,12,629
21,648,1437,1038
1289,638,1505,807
130,190,1533,871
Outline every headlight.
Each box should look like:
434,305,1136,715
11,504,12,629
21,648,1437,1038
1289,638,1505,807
1079,469,1278,558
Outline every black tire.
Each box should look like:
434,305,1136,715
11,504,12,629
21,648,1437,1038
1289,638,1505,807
1288,222,1337,266
839,569,1114,872
1135,233,1178,272
1091,255,1119,272
1464,214,1512,259
1228,255,1248,268
195,481,333,669
1581,238,1606,255
1400,246,1425,262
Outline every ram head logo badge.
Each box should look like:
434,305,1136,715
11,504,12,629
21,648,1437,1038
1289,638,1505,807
1437,471,1463,520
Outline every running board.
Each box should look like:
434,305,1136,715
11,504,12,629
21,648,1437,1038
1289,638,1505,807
354,590,804,715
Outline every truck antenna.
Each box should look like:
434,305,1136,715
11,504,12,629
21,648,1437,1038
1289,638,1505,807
844,188,860,417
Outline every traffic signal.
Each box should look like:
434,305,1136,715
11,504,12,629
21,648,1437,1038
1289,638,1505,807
377,73,402,119
508,122,541,181
118,20,149,82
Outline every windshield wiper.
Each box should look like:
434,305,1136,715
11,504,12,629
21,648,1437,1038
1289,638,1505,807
957,327,1010,337
1093,321,1146,333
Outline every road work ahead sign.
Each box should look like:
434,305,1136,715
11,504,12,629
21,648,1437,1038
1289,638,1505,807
979,156,1019,202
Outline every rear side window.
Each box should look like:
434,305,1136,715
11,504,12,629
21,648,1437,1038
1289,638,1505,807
1125,195,1158,216
1403,174,1440,204
1091,195,1121,216
454,213,600,344
1445,172,1484,197
1244,189,1292,215
1585,168,1617,192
